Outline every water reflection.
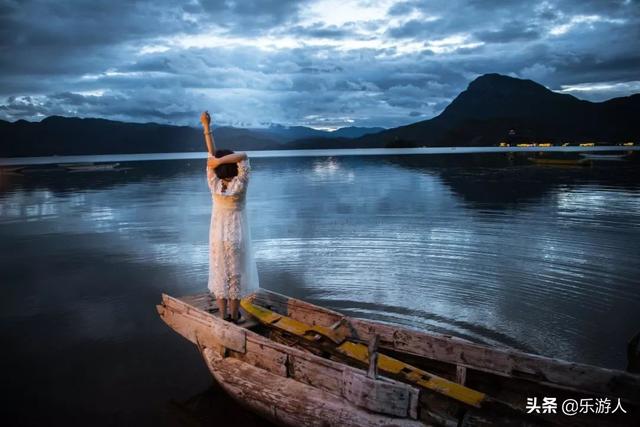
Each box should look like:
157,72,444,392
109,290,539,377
384,153,640,208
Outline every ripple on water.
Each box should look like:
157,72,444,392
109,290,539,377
2,156,639,369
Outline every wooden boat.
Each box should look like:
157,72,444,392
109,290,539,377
2,165,65,174
157,290,640,426
0,166,25,175
527,157,591,166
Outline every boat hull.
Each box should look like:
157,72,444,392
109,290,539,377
158,293,423,426
203,347,422,427
158,291,640,426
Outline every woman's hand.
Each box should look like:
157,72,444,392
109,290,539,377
207,156,219,168
200,111,211,128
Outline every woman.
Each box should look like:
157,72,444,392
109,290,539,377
200,111,259,323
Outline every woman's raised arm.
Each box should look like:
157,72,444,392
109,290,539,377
206,152,247,169
200,111,216,156
217,152,247,166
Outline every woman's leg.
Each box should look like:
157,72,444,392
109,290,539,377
230,298,240,321
223,239,243,322
216,298,227,320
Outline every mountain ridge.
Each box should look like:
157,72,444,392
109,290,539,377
1,73,638,157
0,116,384,156
355,73,640,147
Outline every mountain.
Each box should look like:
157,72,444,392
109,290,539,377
250,124,329,142
331,126,385,138
357,73,640,147
0,116,385,157
1,74,638,157
248,124,385,142
0,116,284,157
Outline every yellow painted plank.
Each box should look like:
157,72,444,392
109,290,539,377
241,298,487,408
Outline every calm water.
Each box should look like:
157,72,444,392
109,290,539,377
1,153,639,425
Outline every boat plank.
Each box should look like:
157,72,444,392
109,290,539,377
178,292,212,310
235,339,288,377
252,291,346,328
254,336,421,419
202,348,423,427
160,299,246,354
164,294,216,324
456,365,467,385
162,292,422,419
368,334,380,379
347,317,640,400
288,354,343,395
254,290,640,401
342,368,417,419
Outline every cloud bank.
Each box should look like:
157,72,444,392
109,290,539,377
1,0,638,129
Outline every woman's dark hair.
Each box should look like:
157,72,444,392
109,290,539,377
214,149,238,179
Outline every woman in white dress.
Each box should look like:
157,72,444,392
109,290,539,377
200,111,259,323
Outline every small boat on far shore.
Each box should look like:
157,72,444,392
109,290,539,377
0,166,25,175
527,157,591,166
61,162,120,172
579,153,629,161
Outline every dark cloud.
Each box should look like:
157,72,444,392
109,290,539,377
198,0,308,34
385,19,430,39
475,22,540,43
287,23,357,39
387,1,420,16
0,0,639,129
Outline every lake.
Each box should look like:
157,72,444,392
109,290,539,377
1,152,639,425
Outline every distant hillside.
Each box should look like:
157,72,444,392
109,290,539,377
0,117,384,157
0,117,275,157
248,124,384,142
331,126,385,138
1,73,638,157
358,73,640,147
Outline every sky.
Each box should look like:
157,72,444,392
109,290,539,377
0,0,639,130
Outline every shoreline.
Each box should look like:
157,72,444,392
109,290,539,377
1,145,638,166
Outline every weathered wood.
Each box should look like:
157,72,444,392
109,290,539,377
287,354,343,393
251,290,346,328
345,317,640,401
255,290,640,401
202,348,423,427
160,290,640,426
456,365,467,385
236,339,288,377
368,334,379,379
160,294,246,354
342,368,417,419
242,297,488,409
330,317,347,330
160,293,421,419
171,293,260,328
178,292,211,309
262,341,419,419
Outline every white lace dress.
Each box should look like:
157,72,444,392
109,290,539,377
207,158,259,299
